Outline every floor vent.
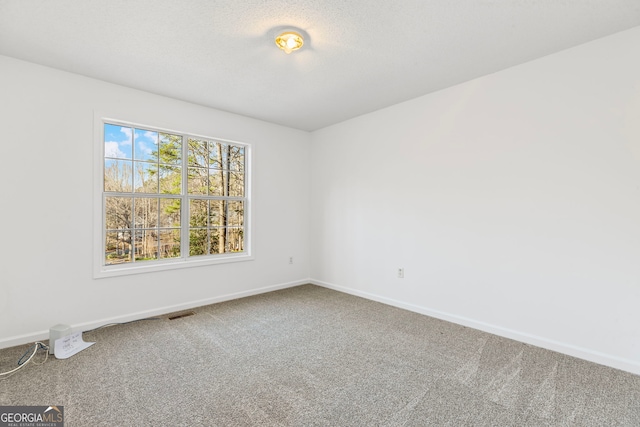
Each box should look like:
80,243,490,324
168,311,196,320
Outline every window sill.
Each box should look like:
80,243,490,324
93,253,254,279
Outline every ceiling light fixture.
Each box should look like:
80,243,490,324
275,31,304,54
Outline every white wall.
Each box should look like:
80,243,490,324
310,26,640,374
0,55,311,348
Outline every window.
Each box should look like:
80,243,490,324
97,119,250,277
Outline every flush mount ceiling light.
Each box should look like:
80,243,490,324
275,31,304,54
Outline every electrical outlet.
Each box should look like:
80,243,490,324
289,256,294,264
397,268,404,278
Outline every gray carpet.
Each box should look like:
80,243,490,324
1,284,639,426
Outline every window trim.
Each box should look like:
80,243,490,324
93,113,253,279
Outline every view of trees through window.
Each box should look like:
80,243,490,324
103,123,246,266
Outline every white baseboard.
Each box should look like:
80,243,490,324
311,279,640,376
0,278,310,350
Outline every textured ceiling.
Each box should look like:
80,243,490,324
1,1,639,131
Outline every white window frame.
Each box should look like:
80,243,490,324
93,115,252,279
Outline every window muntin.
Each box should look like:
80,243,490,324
102,121,248,270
